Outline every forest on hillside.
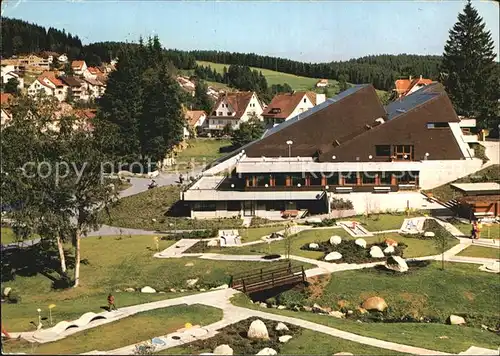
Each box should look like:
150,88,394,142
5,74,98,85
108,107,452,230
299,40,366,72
1,18,82,59
2,17,443,91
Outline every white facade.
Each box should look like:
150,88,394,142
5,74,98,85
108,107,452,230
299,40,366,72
73,61,88,76
210,92,264,130
1,71,24,89
1,109,12,126
27,79,53,97
27,78,67,102
58,54,68,63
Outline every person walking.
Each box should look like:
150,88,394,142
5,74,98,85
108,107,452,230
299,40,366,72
107,293,117,311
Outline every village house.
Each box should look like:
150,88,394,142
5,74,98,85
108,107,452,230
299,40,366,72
27,71,68,102
83,77,106,99
208,91,264,132
71,60,88,76
394,75,433,98
182,83,483,219
17,54,50,71
58,54,69,63
262,91,326,127
61,76,88,101
84,66,104,80
315,79,329,88
1,64,24,90
39,51,61,65
1,93,14,126
185,110,208,136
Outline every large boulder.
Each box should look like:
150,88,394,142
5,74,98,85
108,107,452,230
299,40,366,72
329,311,345,319
213,345,233,355
275,322,289,331
369,246,384,258
383,246,395,254
278,335,293,343
333,353,354,356
355,238,366,248
141,286,156,293
125,287,135,292
448,315,466,325
325,252,342,261
186,278,199,287
256,348,277,355
3,287,12,297
312,303,330,314
329,235,342,245
309,243,320,250
385,256,408,273
247,319,269,340
385,238,398,247
424,231,435,237
362,297,388,312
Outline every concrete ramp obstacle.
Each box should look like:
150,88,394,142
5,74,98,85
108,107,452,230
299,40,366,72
33,312,108,342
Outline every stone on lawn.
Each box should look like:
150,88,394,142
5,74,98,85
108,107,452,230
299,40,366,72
362,297,388,312
259,302,267,308
383,245,395,254
247,319,269,340
125,287,135,292
448,315,466,325
169,288,177,293
199,288,206,292
485,261,500,272
369,246,384,258
213,344,233,355
180,289,186,292
207,240,218,247
424,231,435,237
309,243,320,250
324,252,342,261
141,286,156,293
329,235,342,245
355,238,366,248
275,322,289,331
3,287,12,297
114,289,122,293
334,353,354,356
256,348,277,355
385,238,398,247
279,335,293,343
312,303,330,314
303,306,313,312
184,262,194,267
329,311,345,319
385,256,408,273
277,305,287,310
186,278,199,287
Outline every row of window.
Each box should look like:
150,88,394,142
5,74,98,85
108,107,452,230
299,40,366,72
375,145,414,160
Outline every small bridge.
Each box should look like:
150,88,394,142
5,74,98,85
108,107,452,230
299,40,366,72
229,262,306,294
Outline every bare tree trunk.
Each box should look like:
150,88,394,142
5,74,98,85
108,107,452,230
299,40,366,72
73,229,81,287
56,235,67,273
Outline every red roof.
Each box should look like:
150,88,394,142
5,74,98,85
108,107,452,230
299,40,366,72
71,60,85,69
1,93,13,105
38,71,65,87
211,91,255,118
262,91,313,119
87,67,102,75
74,109,97,120
394,76,433,97
185,110,206,127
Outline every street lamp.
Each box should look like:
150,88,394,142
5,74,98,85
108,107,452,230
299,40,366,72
286,140,293,158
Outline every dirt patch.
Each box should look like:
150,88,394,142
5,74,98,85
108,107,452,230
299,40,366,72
397,292,429,318
306,274,331,300
463,291,475,301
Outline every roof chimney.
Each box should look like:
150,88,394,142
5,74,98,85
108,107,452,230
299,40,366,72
420,75,422,80
409,75,412,81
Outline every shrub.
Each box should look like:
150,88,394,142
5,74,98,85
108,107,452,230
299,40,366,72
7,291,21,304
331,198,354,210
306,218,337,227
161,229,217,240
276,289,307,308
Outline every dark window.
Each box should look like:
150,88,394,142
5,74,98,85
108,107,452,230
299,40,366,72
309,172,323,186
342,172,357,185
227,112,232,116
264,201,284,211
393,145,414,160
290,174,305,186
326,172,339,185
397,171,419,184
375,145,391,156
380,172,393,185
256,175,271,187
274,174,286,186
427,122,448,128
193,202,216,211
227,201,240,211
362,172,376,184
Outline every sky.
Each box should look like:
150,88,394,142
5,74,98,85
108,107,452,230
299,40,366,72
2,0,499,62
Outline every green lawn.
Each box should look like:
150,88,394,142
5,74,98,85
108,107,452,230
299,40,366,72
231,263,500,353
354,214,407,232
175,138,232,162
452,221,500,239
1,227,17,244
3,304,222,355
426,164,500,202
1,234,286,331
197,60,338,91
99,185,243,231
457,245,500,259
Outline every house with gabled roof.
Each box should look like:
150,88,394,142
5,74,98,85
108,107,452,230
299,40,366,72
27,71,68,101
208,91,264,132
61,76,88,101
71,60,88,76
262,91,326,127
182,83,484,219
394,75,433,98
1,93,14,126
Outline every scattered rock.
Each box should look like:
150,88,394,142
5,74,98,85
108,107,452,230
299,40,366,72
125,287,135,292
369,246,384,258
307,217,322,224
385,256,408,273
152,218,157,223
3,287,11,297
303,306,313,312
247,319,269,340
312,303,331,314
169,288,177,293
159,291,166,294
334,353,354,356
356,307,367,314
256,348,277,355
141,286,156,293
337,300,348,308
309,243,320,250
186,278,199,287
199,288,206,292
448,315,466,325
362,297,388,312
356,320,363,323
424,231,435,237
329,235,342,245
481,324,489,330
383,245,395,254
275,322,289,331
185,262,194,267
325,252,342,261
385,238,398,247
329,311,345,319
278,335,293,343
277,305,287,310
438,336,449,339
207,240,218,247
347,310,354,315
179,289,186,293
213,344,233,355
355,238,366,248
293,306,301,312
271,304,278,309
259,302,268,308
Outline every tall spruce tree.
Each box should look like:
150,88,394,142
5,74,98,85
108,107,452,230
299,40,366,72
193,80,213,113
441,0,499,129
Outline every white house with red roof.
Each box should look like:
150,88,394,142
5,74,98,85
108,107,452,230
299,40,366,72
27,71,68,102
208,91,264,131
394,75,434,98
71,60,88,76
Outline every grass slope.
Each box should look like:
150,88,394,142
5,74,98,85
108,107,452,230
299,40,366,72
3,304,222,355
1,235,286,331
457,245,500,259
99,185,242,230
